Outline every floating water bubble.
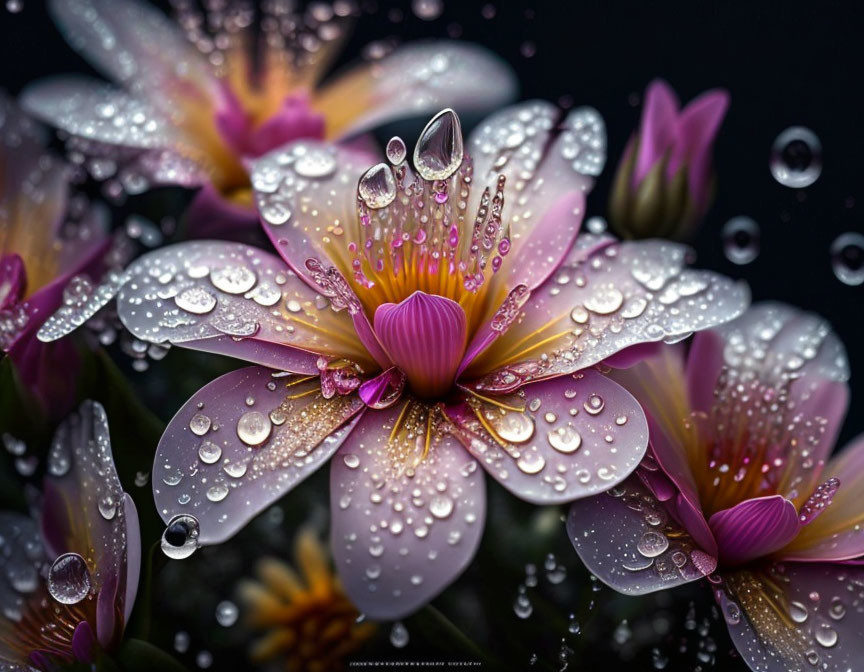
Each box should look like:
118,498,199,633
358,163,397,209
215,600,239,627
390,621,410,647
47,553,91,605
722,217,760,265
161,514,200,559
830,232,864,285
386,136,407,164
770,126,822,188
412,0,442,20
413,109,464,181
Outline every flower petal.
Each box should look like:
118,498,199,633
46,0,215,98
154,366,365,546
466,239,749,386
567,475,717,595
784,433,864,561
719,562,864,672
451,370,648,504
330,399,485,619
708,496,801,566
41,401,136,615
40,241,377,372
317,41,517,138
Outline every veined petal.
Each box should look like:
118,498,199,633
47,0,215,100
783,433,864,561
154,367,365,547
568,476,717,596
719,562,864,672
708,496,801,567
330,400,485,619
317,41,517,138
466,239,749,387
39,241,377,372
450,370,648,504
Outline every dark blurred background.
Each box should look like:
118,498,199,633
2,1,863,670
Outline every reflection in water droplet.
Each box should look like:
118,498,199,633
358,163,397,209
770,126,822,188
722,217,760,265
47,553,91,605
414,109,464,181
830,232,864,286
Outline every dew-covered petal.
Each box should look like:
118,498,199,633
467,102,605,266
330,400,485,620
568,475,717,595
317,41,517,138
154,367,365,546
46,0,215,99
41,401,136,616
252,141,370,280
466,239,749,387
450,370,648,504
708,496,801,567
40,241,377,372
719,562,864,672
784,433,864,561
22,76,181,152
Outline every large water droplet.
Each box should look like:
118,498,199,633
722,217,760,265
161,514,200,559
358,163,397,209
47,553,91,605
770,126,822,188
830,232,864,286
414,109,464,181
236,411,272,446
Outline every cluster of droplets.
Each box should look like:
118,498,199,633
352,109,512,298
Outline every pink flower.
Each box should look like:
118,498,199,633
39,103,748,619
0,401,140,671
569,303,862,671
0,94,111,418
609,79,729,240
23,0,516,238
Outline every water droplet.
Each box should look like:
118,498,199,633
386,136,407,164
722,217,760,265
215,600,238,627
198,441,222,464
358,163,397,209
189,413,212,436
830,232,864,286
47,553,91,605
414,109,464,181
161,514,200,559
236,411,272,446
637,531,669,558
390,621,410,648
547,426,582,454
770,126,822,188
175,287,217,314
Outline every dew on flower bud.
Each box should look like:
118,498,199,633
47,553,91,605
770,126,822,188
722,216,760,265
830,232,864,285
161,514,200,559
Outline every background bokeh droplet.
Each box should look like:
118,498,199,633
722,217,761,265
770,126,822,188
830,232,864,285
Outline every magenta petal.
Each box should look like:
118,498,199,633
634,79,679,185
374,292,467,399
720,562,864,672
153,367,364,546
568,476,717,595
330,404,485,620
709,496,801,567
454,371,648,504
71,621,97,663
